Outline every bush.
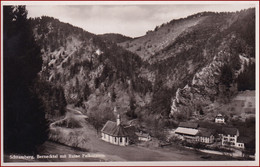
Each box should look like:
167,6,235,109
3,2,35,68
181,140,206,149
136,46,142,51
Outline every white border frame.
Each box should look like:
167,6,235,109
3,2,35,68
1,1,259,166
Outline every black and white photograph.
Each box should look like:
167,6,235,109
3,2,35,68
1,1,259,166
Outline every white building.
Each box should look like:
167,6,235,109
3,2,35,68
174,122,199,141
220,127,239,147
196,128,215,144
101,114,129,146
215,114,225,123
136,131,151,142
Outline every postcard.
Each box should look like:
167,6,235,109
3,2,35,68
1,1,259,166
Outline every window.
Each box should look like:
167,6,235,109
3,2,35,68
115,137,117,142
126,137,128,143
120,137,122,143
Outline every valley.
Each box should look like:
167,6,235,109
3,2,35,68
5,107,239,162
3,5,256,162
32,8,255,161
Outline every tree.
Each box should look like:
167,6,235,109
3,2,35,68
75,77,80,93
126,97,137,119
83,83,91,101
111,87,117,102
34,80,67,119
237,61,255,91
4,6,48,153
94,77,100,89
88,107,115,134
220,64,233,88
57,86,67,115
154,25,159,31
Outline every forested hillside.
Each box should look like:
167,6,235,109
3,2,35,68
119,8,255,121
30,8,255,133
30,16,153,126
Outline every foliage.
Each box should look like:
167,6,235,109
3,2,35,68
34,80,67,120
29,8,256,135
88,107,116,133
220,63,234,88
98,33,132,44
126,98,137,119
3,6,48,153
83,84,91,101
237,61,255,91
111,87,117,102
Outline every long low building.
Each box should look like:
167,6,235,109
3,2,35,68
175,127,199,140
174,122,215,143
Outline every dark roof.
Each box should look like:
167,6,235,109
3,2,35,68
197,128,215,137
179,122,199,129
237,136,252,143
221,127,238,136
101,121,129,137
125,126,137,136
215,114,224,119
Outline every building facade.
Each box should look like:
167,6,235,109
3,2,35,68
220,127,239,147
136,131,151,141
196,128,215,144
215,114,225,123
101,114,129,146
174,122,199,141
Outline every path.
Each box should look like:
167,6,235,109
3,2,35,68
49,107,236,161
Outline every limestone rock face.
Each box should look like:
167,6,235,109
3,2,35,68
169,32,255,119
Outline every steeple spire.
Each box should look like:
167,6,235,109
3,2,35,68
114,107,121,126
117,114,121,126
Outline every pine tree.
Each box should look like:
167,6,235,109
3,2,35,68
83,84,91,101
220,64,233,88
4,6,48,153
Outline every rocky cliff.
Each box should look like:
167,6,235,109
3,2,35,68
31,8,255,123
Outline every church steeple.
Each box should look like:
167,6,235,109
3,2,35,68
117,114,121,126
114,107,121,126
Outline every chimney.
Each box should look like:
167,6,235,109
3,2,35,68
117,114,121,126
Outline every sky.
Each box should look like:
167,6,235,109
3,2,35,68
26,3,256,37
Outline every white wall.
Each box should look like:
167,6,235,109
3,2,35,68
101,133,129,146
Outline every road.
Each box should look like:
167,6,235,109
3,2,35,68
60,107,235,161
5,107,236,162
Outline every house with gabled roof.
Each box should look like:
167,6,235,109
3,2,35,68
215,114,225,123
174,122,199,141
135,131,151,142
101,114,130,146
196,128,215,144
219,127,239,147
